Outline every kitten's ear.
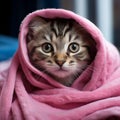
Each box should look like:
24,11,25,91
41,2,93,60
28,16,47,33
27,16,47,41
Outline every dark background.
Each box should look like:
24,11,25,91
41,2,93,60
0,0,99,38
0,0,60,38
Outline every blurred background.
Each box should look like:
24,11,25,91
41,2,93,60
0,0,120,61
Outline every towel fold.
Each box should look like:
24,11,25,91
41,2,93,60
0,9,120,120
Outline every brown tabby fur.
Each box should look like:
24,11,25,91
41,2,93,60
27,16,96,86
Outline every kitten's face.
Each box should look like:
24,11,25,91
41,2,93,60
27,17,96,86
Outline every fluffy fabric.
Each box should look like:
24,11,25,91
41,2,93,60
0,9,120,120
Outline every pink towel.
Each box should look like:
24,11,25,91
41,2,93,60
0,9,120,120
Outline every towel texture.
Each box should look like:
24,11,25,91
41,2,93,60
0,9,120,120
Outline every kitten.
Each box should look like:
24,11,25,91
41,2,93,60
27,16,96,86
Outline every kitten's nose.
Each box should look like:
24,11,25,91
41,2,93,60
54,53,67,67
55,60,65,67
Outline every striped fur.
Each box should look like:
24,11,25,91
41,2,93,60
27,17,96,86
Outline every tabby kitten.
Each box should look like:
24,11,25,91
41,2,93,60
27,16,96,86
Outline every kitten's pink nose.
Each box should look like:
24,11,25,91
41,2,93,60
55,60,65,67
54,53,67,67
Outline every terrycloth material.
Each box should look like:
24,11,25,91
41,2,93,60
0,9,120,120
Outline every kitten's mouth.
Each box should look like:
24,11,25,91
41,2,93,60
57,67,68,72
50,66,68,73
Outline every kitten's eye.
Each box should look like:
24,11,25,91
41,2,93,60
42,43,53,53
68,43,79,53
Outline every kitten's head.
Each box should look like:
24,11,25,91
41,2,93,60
27,16,96,86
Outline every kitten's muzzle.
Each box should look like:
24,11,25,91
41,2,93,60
54,54,67,67
55,60,65,67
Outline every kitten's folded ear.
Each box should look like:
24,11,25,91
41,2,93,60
29,16,47,30
28,16,47,32
27,16,47,41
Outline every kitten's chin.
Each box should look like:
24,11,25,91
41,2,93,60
48,69,77,86
48,68,73,79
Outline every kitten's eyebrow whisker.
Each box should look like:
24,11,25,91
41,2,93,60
43,35,51,41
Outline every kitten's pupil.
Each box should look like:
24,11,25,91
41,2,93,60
42,43,53,53
69,43,79,53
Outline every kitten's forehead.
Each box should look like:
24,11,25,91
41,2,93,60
29,17,86,50
50,28,82,44
50,18,73,37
